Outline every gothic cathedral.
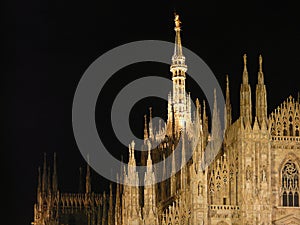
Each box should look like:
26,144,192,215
32,14,300,225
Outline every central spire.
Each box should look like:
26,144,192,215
169,13,190,132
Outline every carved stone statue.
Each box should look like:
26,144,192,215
174,14,181,28
262,168,266,182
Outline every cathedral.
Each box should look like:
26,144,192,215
32,14,300,225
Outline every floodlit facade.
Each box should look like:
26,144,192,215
32,14,300,225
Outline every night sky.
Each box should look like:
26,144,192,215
4,0,300,224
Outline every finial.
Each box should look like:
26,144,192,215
214,88,217,102
128,144,131,157
174,13,181,30
259,54,263,73
243,54,247,67
109,182,113,195
203,100,206,113
242,54,249,84
226,74,229,86
196,98,200,108
148,107,153,139
243,54,248,74
131,140,135,153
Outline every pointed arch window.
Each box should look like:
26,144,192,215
281,160,299,207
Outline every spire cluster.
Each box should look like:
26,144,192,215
32,13,299,225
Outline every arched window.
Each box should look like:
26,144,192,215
281,160,299,207
289,123,293,136
283,191,287,206
295,192,299,207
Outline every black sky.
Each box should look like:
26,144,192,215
3,0,300,224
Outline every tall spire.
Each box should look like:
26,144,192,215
149,107,153,139
143,140,157,224
86,155,91,193
211,89,221,142
161,153,167,200
171,145,176,195
256,54,267,126
181,133,186,168
52,152,58,192
144,114,148,141
79,167,83,192
226,75,230,107
258,54,264,84
225,75,232,130
240,54,252,125
202,100,209,142
195,98,202,136
243,54,248,84
180,134,187,190
259,54,263,72
170,13,188,132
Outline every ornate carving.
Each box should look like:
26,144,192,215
270,96,300,137
281,160,299,207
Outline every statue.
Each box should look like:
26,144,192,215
259,54,263,72
243,54,247,65
198,182,203,196
174,14,181,28
262,167,266,182
246,165,251,181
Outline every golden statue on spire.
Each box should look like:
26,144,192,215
174,14,181,29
